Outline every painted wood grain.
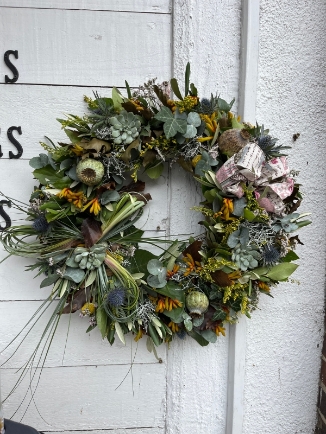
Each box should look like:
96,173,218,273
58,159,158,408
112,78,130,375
0,301,166,368
165,1,243,433
2,364,166,431
0,8,171,86
41,430,164,434
0,0,171,13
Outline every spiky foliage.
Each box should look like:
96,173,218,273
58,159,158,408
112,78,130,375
253,123,291,159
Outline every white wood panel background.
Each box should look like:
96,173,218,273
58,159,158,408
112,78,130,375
0,7,171,86
0,3,173,433
0,0,171,13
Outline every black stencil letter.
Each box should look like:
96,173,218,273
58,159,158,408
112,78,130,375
4,50,19,83
7,126,23,159
0,200,11,230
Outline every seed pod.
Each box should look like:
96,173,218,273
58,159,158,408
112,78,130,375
218,128,250,156
186,291,209,317
76,158,105,186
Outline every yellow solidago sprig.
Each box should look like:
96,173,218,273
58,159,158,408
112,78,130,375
199,257,237,283
175,95,199,113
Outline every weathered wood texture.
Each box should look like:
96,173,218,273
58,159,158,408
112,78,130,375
2,365,166,431
0,301,166,368
0,8,171,86
242,1,326,433
0,0,171,13
165,2,242,433
0,4,172,433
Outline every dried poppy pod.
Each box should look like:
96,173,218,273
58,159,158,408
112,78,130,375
186,291,209,317
76,158,105,186
218,128,250,156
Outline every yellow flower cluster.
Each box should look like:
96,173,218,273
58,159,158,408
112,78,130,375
175,95,199,113
214,198,235,221
168,321,179,333
199,112,218,135
199,257,235,283
222,282,248,304
215,324,226,336
183,253,202,276
153,296,183,313
81,302,96,316
82,198,101,215
58,188,86,208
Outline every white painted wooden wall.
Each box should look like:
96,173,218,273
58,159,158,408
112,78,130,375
0,1,325,433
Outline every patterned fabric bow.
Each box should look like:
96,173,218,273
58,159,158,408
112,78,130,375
216,143,294,215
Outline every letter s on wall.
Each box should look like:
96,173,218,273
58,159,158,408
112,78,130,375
7,126,23,159
4,50,19,84
0,200,11,231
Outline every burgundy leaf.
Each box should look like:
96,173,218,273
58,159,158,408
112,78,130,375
62,287,90,314
211,270,233,287
182,240,203,263
81,218,102,248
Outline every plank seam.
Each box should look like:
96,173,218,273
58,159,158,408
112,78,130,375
0,6,171,15
41,427,164,433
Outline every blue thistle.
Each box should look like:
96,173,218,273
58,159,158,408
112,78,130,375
262,245,280,266
107,288,126,307
200,98,213,114
33,215,49,233
176,329,187,340
257,135,273,150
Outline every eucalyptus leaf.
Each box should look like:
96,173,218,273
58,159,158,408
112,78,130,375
62,267,85,283
147,274,167,289
233,197,247,217
101,190,120,205
187,112,201,127
40,274,60,288
193,315,204,327
147,259,165,275
184,124,197,138
200,329,217,343
184,318,193,331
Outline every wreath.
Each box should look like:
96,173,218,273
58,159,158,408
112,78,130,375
0,64,310,356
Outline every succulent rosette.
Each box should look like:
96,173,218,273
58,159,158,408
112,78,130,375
0,63,310,360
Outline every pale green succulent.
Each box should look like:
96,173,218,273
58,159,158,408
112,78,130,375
109,111,141,145
66,243,107,270
231,243,261,271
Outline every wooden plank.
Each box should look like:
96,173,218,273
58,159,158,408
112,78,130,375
0,0,171,13
226,2,260,433
41,430,164,434
0,300,166,367
2,364,166,431
0,8,171,86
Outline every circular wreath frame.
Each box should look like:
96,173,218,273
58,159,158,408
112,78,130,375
0,63,310,356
